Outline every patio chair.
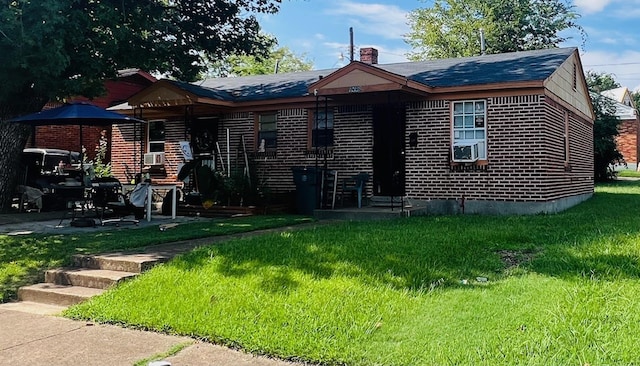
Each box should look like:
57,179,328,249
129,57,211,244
341,172,370,208
92,177,142,226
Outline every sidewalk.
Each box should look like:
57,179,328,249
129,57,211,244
0,308,299,366
0,211,311,366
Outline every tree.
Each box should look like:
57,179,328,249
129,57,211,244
591,94,623,181
586,72,624,181
632,91,640,114
0,0,281,211
405,0,584,60
201,41,313,78
585,71,620,93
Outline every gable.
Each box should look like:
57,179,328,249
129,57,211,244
309,62,431,97
544,51,594,121
128,80,197,107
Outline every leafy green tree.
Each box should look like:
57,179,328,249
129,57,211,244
405,0,584,60
632,91,640,113
585,71,621,93
586,72,624,181
0,0,280,211
591,94,623,181
201,42,313,78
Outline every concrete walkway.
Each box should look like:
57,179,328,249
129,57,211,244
0,307,299,366
0,211,312,366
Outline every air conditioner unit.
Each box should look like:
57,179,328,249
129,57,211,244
452,141,479,162
144,152,165,165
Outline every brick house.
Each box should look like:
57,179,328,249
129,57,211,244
26,69,156,161
601,87,640,170
110,47,594,215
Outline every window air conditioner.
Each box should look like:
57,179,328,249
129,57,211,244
144,152,165,165
452,141,479,162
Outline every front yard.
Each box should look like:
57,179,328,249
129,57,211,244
63,181,640,365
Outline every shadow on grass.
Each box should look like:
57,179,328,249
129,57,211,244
172,187,640,294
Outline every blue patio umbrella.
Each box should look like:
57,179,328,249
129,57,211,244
10,101,145,163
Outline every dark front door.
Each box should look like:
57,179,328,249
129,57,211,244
372,104,406,196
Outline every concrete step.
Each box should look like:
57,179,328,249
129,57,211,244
18,283,105,307
370,196,413,208
0,301,68,315
72,252,172,273
45,268,138,289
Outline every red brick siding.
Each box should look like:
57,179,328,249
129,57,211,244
110,95,593,204
28,125,107,161
616,118,639,166
404,95,593,202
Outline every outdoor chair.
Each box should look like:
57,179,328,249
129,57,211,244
92,177,142,226
341,172,370,208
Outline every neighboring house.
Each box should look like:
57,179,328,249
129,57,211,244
111,47,595,215
600,87,640,170
26,69,156,161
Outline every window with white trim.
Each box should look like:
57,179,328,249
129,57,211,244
148,120,165,153
258,112,277,151
452,100,487,161
312,109,334,147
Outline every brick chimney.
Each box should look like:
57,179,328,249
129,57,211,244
359,47,378,65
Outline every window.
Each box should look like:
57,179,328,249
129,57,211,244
312,109,334,147
452,100,487,160
257,113,277,151
148,120,165,152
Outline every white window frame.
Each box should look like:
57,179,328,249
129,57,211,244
258,112,278,150
147,119,166,153
452,100,487,161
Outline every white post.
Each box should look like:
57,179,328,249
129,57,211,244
226,128,230,177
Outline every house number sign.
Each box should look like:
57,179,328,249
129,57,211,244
348,86,362,93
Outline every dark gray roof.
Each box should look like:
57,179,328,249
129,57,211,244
168,47,576,102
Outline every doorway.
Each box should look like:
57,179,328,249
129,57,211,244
372,104,406,196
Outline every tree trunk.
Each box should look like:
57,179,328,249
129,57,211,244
0,97,48,212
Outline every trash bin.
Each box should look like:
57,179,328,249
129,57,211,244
291,166,319,215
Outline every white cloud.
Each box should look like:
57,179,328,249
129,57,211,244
580,50,640,91
325,1,410,40
573,0,613,14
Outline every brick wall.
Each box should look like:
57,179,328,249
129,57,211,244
28,125,107,161
109,94,593,209
404,95,593,203
616,118,639,166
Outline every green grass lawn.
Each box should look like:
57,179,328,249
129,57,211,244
63,181,640,365
0,215,310,303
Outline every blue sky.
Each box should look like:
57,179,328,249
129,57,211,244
258,0,640,91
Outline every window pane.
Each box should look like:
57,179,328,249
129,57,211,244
258,131,277,148
475,130,485,139
314,111,334,129
149,121,165,141
475,101,485,112
259,113,277,123
454,116,463,128
465,130,475,139
454,130,461,139
477,141,486,159
149,142,164,153
261,121,277,131
464,102,474,113
312,129,334,147
464,116,474,128
453,102,463,114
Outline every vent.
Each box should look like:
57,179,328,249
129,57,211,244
452,142,479,162
144,152,165,165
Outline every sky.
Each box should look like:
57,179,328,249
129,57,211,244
258,0,640,92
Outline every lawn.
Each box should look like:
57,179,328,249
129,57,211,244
63,180,640,365
0,215,311,303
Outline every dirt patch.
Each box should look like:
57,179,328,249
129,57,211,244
496,249,536,269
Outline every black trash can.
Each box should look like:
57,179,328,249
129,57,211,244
291,166,319,215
